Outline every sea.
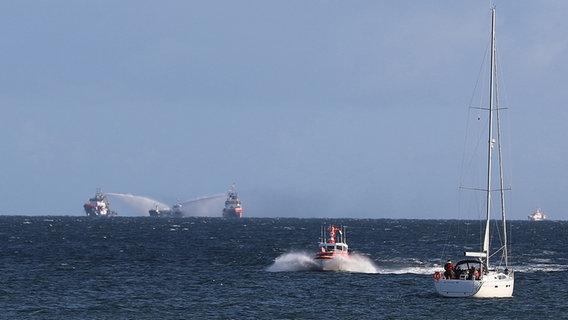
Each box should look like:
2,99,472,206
0,216,566,319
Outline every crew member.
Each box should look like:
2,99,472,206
444,259,455,279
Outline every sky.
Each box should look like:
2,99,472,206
1,1,567,219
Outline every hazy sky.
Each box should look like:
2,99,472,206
1,1,567,219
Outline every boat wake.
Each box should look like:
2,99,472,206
376,258,568,275
266,251,380,274
380,266,440,275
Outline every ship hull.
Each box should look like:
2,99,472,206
434,271,514,298
84,204,99,217
314,254,349,271
222,209,242,218
83,204,116,217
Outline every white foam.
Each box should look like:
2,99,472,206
266,251,319,272
266,251,380,274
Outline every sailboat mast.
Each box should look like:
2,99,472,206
483,6,497,268
494,14,509,269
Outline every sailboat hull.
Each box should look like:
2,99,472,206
435,271,514,298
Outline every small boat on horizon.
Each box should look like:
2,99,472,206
314,225,349,271
149,203,183,217
83,189,118,217
222,184,243,218
528,208,547,221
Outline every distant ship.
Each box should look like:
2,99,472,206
149,203,183,217
84,189,117,217
528,208,547,221
222,184,243,218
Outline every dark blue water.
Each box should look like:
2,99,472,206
0,217,566,319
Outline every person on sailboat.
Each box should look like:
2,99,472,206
444,260,455,279
454,264,463,279
467,266,480,280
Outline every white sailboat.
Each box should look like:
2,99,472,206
433,6,514,298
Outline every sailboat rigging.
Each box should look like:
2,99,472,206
433,6,514,298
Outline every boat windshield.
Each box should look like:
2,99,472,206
323,244,347,252
454,259,486,280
